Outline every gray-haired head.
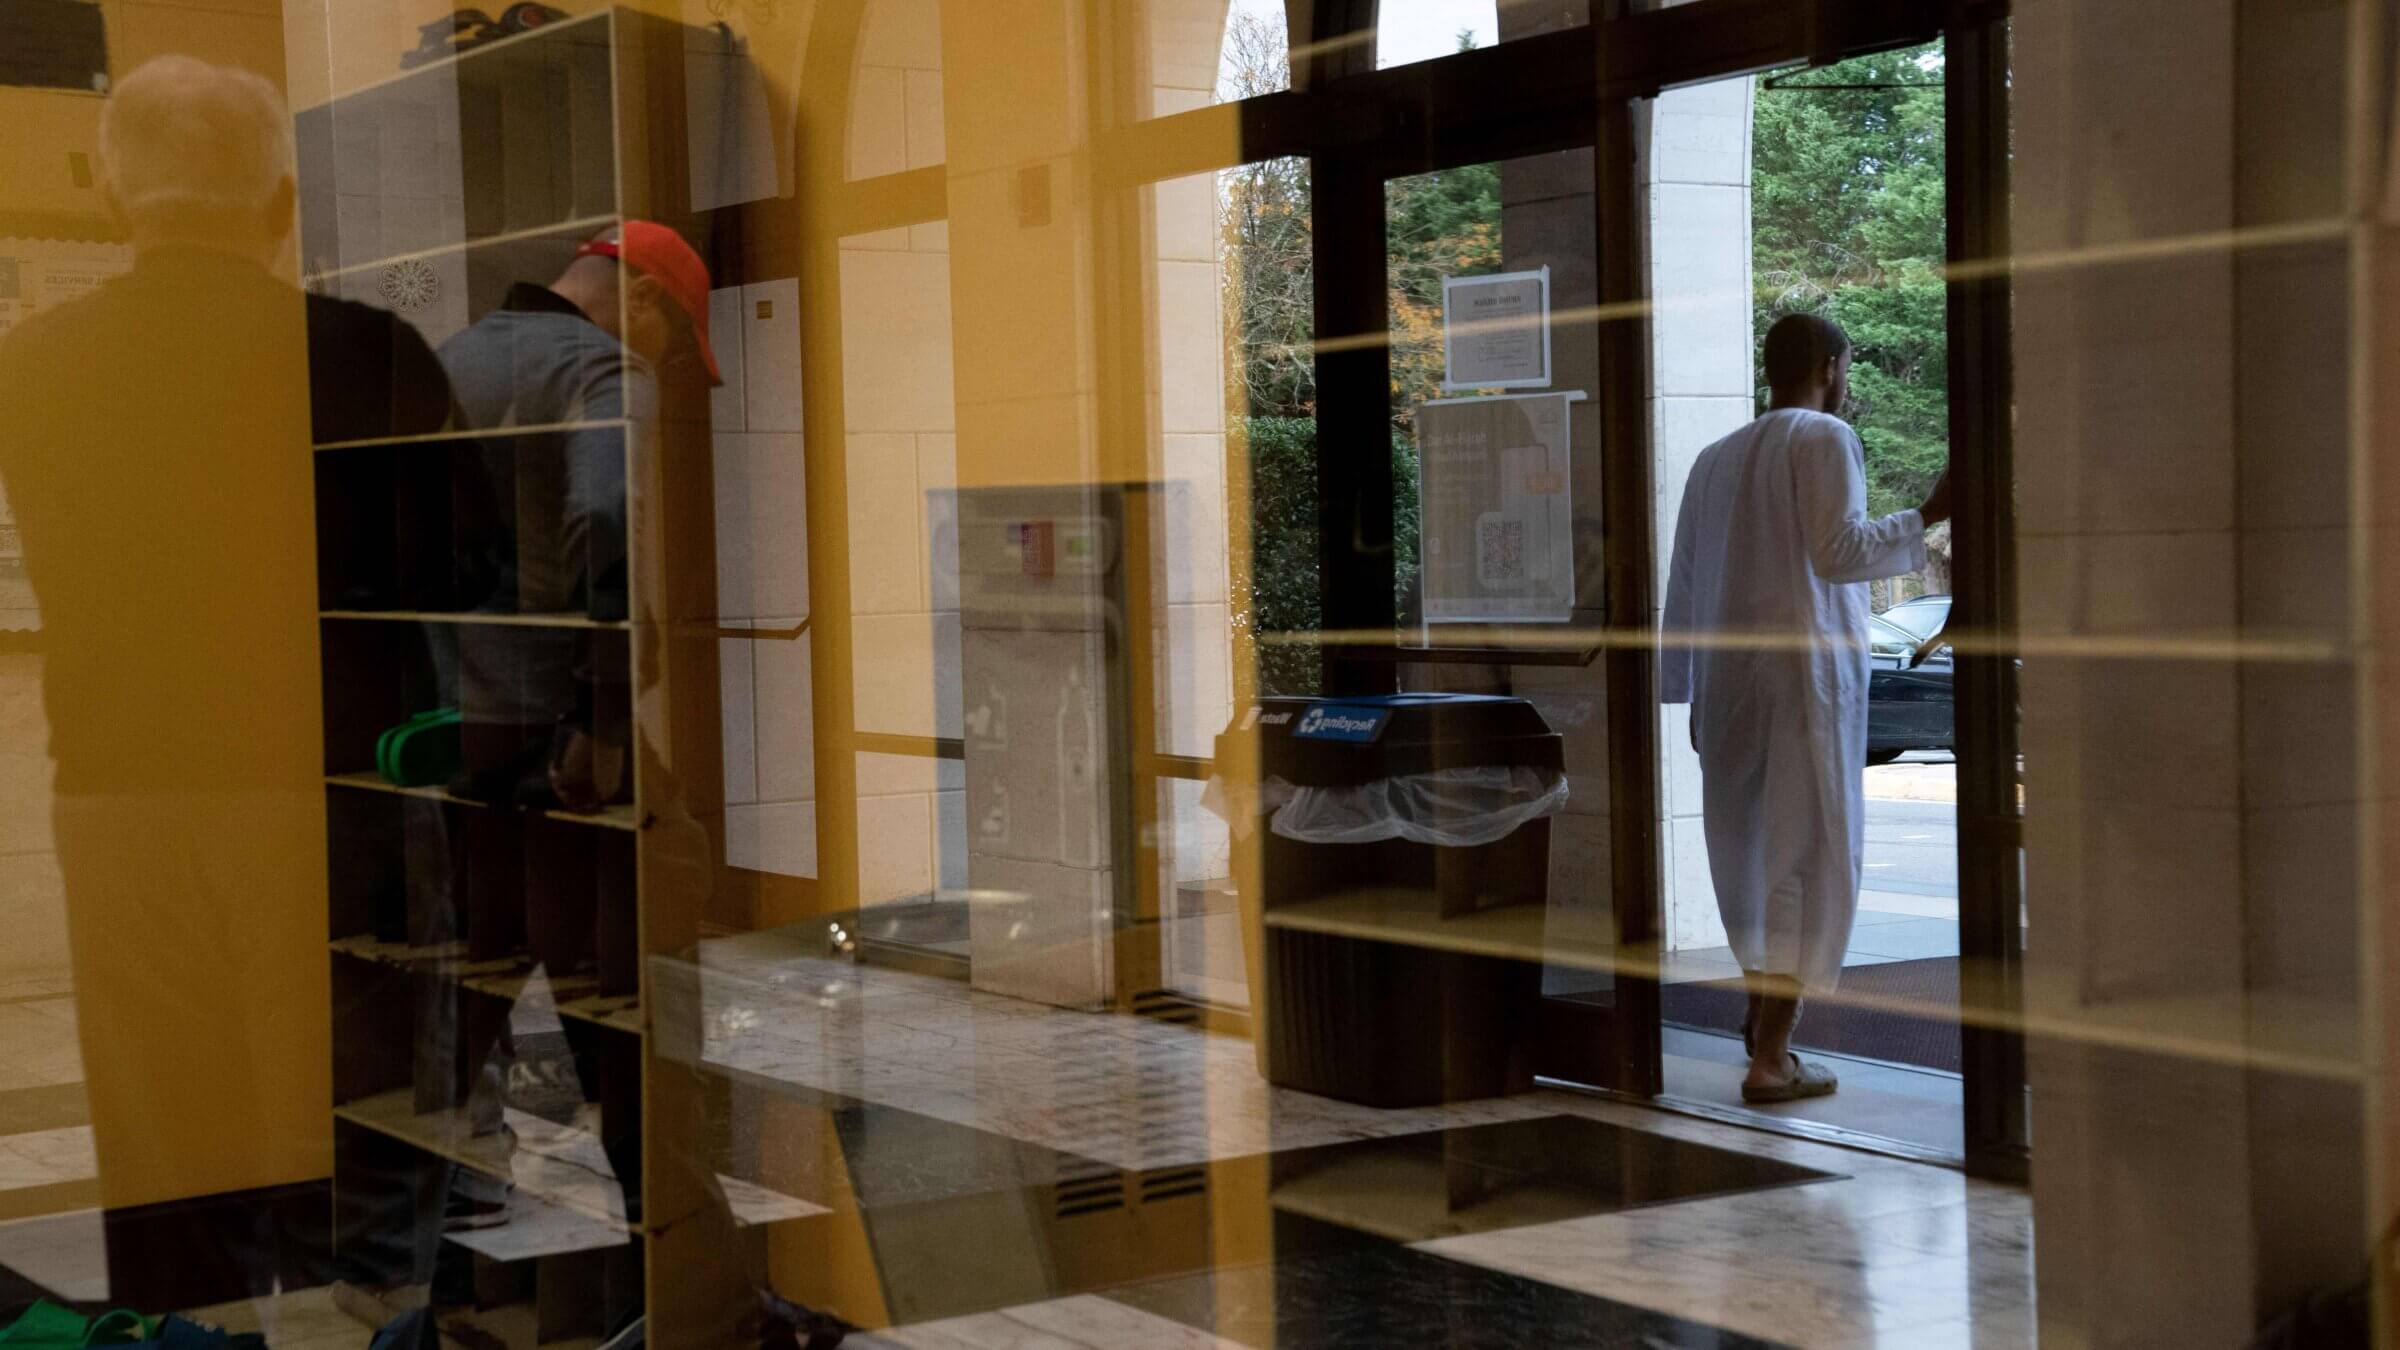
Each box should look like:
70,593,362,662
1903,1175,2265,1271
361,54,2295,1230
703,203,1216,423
99,56,295,263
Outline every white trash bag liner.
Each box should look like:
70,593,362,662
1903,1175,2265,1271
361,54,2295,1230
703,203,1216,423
1206,765,1568,848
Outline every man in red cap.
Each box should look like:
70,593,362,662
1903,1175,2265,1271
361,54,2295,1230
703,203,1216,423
556,219,723,385
427,221,719,1246
436,218,720,797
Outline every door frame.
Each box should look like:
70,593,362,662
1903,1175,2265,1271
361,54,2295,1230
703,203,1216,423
1063,0,2022,1156
1944,5,2031,1182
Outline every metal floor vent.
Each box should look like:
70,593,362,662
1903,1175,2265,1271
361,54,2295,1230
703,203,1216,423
1138,1165,1208,1205
1053,1169,1127,1220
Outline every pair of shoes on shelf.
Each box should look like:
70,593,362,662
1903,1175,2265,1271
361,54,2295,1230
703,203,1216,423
755,1290,851,1350
442,1122,517,1230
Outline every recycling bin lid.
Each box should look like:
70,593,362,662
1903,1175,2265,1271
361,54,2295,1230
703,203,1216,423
1218,694,1562,787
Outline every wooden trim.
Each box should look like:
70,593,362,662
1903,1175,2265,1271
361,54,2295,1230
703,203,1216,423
850,731,965,761
1592,14,1665,1097
1150,754,1213,782
830,166,948,238
1310,153,1397,699
1945,6,2031,1184
100,1179,335,1311
790,0,876,928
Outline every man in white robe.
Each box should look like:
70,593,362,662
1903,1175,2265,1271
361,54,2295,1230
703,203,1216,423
1661,314,1949,1102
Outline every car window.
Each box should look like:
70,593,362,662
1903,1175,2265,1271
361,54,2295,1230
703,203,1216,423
1882,596,1950,641
1868,615,1915,657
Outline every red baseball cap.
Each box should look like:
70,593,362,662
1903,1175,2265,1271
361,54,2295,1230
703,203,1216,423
577,220,722,386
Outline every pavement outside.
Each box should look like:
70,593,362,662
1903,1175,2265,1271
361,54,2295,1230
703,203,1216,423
1666,752,1963,984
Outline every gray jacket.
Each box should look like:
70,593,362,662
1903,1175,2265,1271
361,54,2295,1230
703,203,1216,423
437,283,650,723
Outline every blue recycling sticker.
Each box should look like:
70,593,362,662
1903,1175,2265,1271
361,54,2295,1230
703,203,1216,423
1293,704,1391,743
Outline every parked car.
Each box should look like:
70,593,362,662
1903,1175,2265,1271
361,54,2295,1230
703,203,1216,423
1867,611,1951,764
1881,592,1952,644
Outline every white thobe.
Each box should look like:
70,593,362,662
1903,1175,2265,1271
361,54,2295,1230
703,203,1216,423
1660,409,1927,993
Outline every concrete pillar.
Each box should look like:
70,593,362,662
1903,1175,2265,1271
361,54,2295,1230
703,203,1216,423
1644,75,1755,955
2013,0,2373,1340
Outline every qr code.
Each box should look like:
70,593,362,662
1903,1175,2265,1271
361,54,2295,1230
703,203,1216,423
1478,515,1526,583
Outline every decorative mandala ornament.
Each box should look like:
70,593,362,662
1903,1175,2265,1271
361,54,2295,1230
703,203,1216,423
378,258,439,312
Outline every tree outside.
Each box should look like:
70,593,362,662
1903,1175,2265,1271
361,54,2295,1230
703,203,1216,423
1752,40,1951,591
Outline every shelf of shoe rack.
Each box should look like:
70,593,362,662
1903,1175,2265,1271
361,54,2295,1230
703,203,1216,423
319,610,633,631
326,771,643,832
334,1089,632,1235
302,213,622,290
314,418,632,455
331,936,645,1036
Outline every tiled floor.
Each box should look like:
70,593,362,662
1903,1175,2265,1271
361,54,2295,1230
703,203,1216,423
860,1295,1249,1349
0,937,2031,1349
0,996,86,1088
0,974,94,1219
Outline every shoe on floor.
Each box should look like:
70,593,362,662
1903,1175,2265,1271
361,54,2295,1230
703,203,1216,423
443,1164,514,1231
1741,1053,1838,1104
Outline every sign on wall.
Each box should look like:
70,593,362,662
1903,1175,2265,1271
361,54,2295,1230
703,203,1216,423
1441,266,1551,391
1416,391,1576,624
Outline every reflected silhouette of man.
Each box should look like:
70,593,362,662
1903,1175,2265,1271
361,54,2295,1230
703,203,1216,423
0,56,446,1293
1661,314,1949,1104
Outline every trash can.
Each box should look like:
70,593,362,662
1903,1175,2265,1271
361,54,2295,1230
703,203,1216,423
1212,694,1567,1108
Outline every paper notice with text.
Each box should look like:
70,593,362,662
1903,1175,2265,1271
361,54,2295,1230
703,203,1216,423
1417,392,1575,624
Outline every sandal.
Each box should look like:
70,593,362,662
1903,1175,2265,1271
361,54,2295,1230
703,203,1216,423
1742,1054,1838,1104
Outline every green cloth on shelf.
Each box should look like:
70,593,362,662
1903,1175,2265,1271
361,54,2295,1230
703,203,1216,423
376,706,463,787
0,1302,156,1349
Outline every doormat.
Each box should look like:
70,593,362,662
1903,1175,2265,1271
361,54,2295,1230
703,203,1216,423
1662,957,1964,1074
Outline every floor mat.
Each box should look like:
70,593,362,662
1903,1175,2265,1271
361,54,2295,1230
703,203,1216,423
1662,957,1964,1073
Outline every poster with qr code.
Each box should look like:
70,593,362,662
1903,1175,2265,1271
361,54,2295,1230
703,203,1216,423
1416,391,1575,623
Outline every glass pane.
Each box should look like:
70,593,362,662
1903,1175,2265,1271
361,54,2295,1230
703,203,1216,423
1131,0,1292,121
1139,157,1311,1009
1155,777,1246,1005
716,271,817,883
1373,0,1587,71
1387,147,1603,634
1144,160,1310,752
1382,148,1610,1010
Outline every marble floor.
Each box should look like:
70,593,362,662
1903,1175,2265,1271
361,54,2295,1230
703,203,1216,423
651,931,2034,1349
0,935,2032,1349
0,970,96,1227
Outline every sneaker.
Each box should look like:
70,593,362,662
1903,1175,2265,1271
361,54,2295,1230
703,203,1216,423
754,1289,851,1350
442,1160,514,1232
